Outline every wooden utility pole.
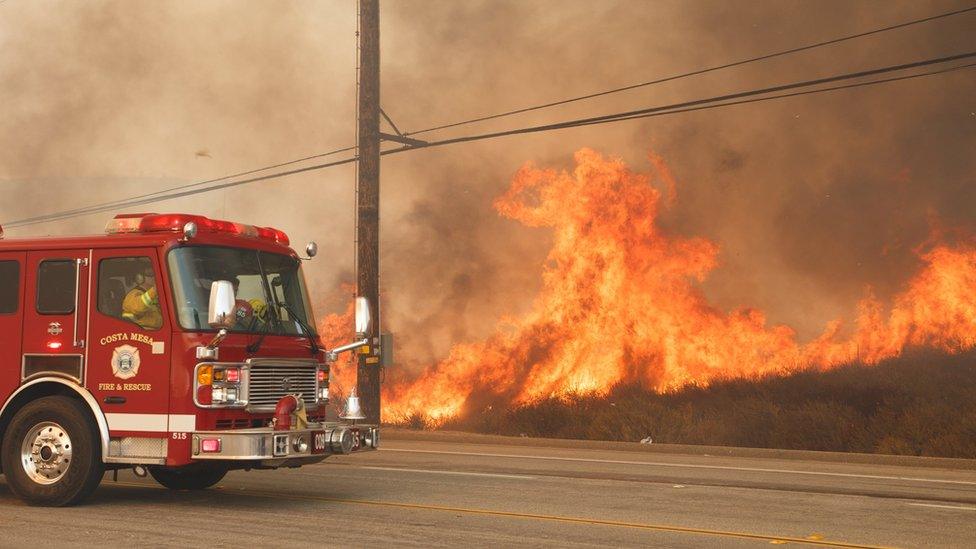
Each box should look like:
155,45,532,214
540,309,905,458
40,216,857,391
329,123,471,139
356,0,382,424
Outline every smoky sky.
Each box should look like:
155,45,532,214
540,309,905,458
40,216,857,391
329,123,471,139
1,0,974,374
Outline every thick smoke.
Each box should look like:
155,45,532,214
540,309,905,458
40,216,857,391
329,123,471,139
1,1,974,381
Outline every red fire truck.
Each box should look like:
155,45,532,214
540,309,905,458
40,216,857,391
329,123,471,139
0,213,377,506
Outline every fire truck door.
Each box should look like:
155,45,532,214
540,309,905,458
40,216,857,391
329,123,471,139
0,251,26,386
22,250,91,384
87,249,172,435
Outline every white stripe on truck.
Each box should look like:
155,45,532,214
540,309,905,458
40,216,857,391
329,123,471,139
105,413,196,432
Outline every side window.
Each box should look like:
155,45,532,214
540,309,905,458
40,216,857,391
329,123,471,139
98,257,161,330
0,260,19,314
36,260,77,315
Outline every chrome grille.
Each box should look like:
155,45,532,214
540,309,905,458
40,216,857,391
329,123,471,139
246,360,317,412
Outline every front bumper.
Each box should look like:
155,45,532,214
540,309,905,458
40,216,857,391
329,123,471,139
190,423,378,464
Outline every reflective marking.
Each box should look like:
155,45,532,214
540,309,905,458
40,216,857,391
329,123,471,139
108,481,889,548
106,413,168,432
359,466,535,480
383,448,976,486
167,414,196,432
907,503,976,511
106,413,196,432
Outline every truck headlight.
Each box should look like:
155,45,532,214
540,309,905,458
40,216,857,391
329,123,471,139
316,368,329,402
195,364,247,407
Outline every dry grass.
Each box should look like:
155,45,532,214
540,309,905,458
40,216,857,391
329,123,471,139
423,349,976,458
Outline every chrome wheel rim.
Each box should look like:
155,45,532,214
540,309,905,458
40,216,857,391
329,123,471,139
20,421,72,485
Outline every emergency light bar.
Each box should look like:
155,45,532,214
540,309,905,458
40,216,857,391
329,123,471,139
105,213,290,245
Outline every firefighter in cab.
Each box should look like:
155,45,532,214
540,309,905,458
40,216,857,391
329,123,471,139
231,276,269,328
122,265,163,330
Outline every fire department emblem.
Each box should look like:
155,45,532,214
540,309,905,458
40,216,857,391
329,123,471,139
111,344,141,380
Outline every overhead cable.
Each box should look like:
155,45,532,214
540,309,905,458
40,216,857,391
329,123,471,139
402,5,976,136
15,4,972,224
4,51,973,228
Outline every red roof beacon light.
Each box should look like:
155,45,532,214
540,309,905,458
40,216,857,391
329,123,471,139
104,213,156,234
255,226,289,246
138,214,207,233
103,213,290,246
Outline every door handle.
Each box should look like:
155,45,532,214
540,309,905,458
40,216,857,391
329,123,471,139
73,257,87,348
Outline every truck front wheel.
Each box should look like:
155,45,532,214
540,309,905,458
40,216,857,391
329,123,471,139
149,464,227,490
1,396,104,506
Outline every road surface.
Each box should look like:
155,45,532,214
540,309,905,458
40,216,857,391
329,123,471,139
1,431,974,547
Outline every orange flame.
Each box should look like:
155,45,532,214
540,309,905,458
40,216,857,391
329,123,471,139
350,148,974,423
316,285,356,399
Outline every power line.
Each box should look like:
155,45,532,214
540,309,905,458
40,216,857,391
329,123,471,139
375,62,975,158
5,51,971,229
401,5,976,137
35,145,358,222
7,54,973,227
3,156,359,228
11,4,976,225
15,5,970,227
567,62,976,129
386,51,976,152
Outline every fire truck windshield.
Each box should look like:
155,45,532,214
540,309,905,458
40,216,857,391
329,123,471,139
167,246,316,336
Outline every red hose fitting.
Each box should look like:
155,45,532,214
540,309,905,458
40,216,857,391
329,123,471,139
274,394,300,430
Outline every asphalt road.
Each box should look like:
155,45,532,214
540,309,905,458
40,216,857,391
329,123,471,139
1,433,975,548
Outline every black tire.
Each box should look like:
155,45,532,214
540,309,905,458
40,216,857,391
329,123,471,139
1,396,104,506
148,464,227,490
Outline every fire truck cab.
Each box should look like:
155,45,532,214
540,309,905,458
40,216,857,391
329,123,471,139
0,213,377,506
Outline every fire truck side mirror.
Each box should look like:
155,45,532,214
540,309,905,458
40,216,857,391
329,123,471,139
355,296,371,337
208,280,237,329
